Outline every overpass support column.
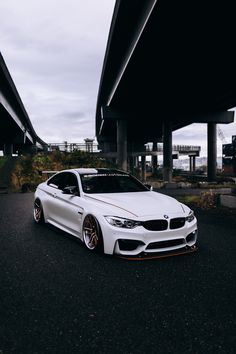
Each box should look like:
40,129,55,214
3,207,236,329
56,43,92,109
189,156,193,172
163,121,172,182
152,141,158,175
188,155,193,172
192,156,196,172
129,156,135,175
141,155,146,182
4,144,13,156
117,120,127,171
207,123,217,181
189,155,196,173
189,155,196,172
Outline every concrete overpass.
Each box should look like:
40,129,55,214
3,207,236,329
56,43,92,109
0,52,47,155
96,0,235,181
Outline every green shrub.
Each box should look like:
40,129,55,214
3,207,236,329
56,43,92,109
196,190,218,209
176,191,218,209
11,151,116,192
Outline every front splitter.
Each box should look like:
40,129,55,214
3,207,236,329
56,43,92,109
116,245,198,261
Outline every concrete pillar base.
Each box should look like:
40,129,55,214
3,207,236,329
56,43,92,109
3,144,13,156
163,167,172,183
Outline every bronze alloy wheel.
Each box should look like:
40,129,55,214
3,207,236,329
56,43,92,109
82,215,103,252
34,200,44,224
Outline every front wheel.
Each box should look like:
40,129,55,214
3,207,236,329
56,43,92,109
82,215,103,253
34,199,44,224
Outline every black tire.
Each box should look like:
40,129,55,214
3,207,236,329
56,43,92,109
82,215,104,253
33,199,45,224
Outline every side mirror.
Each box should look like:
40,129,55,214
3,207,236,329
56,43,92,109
144,184,153,191
62,186,79,196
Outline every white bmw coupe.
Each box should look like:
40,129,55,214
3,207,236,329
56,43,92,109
34,168,198,257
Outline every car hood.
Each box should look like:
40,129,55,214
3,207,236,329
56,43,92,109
84,191,187,218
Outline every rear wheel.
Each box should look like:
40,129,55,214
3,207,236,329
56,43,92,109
34,199,44,224
82,215,103,253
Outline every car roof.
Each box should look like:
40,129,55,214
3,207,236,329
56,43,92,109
75,168,128,175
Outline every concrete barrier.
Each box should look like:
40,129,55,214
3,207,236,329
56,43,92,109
219,195,236,209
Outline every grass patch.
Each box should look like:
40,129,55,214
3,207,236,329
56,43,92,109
176,195,199,205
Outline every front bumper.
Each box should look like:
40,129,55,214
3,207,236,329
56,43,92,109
101,217,198,256
117,244,198,260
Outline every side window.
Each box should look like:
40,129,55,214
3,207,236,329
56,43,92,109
47,173,65,189
64,173,79,189
48,172,79,192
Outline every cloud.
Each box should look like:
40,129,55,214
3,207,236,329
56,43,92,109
0,0,116,143
173,118,236,157
0,0,235,157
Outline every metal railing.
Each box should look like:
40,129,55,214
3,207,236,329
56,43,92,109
47,142,100,153
47,142,200,154
145,144,201,153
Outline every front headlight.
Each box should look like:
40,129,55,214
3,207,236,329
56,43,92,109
186,210,195,223
105,216,141,229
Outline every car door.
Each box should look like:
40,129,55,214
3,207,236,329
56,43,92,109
46,172,84,235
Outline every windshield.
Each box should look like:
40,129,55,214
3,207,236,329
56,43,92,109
80,173,148,194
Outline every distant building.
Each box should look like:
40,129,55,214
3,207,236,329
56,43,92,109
222,136,236,175
84,138,94,153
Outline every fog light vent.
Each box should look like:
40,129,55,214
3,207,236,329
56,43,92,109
118,239,144,251
186,231,197,243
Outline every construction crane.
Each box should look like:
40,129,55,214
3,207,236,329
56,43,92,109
217,126,227,144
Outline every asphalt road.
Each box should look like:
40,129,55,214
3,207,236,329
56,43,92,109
0,192,235,354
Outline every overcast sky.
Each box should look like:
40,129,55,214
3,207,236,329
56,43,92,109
0,0,116,142
0,0,235,157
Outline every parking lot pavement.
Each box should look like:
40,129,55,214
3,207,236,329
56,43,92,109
0,192,236,354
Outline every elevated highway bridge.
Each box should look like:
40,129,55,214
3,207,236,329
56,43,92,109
96,0,235,181
0,53,47,155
